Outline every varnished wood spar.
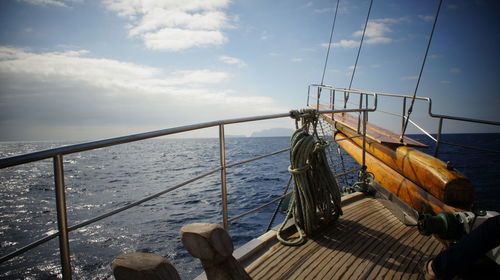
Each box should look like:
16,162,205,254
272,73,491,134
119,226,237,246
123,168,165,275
314,105,427,147
335,124,473,209
180,223,251,280
112,252,181,280
335,133,458,214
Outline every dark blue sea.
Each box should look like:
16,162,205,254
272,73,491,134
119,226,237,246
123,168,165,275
0,134,499,279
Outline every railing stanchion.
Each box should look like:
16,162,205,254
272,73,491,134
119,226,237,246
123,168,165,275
401,97,407,138
434,118,443,157
218,124,229,230
307,85,311,106
316,87,321,110
331,89,335,120
362,111,368,168
357,93,363,133
53,154,72,279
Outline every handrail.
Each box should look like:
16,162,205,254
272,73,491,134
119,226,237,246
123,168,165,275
4,86,497,279
307,84,500,156
308,84,500,126
1,108,374,279
0,166,221,264
0,109,372,169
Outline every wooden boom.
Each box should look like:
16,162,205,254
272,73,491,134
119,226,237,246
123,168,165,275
334,121,473,209
335,133,459,214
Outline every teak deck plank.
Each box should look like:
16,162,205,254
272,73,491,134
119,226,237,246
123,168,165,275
246,197,444,280
313,104,428,148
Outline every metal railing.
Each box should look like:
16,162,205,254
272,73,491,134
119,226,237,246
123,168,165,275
0,108,372,279
3,84,498,279
307,84,500,156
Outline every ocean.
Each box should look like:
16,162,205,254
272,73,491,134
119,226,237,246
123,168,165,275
0,134,499,279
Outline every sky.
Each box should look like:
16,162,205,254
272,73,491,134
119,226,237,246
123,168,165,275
0,0,499,141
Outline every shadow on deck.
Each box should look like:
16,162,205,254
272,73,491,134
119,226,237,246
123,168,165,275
245,197,444,280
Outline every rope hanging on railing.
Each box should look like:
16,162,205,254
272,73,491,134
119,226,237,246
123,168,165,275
277,109,343,246
401,0,443,141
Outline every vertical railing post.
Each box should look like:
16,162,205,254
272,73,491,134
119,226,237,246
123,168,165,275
343,90,348,109
53,154,72,279
365,93,369,123
306,85,311,106
316,87,321,110
362,111,368,169
218,124,229,230
434,118,443,157
330,89,335,120
401,97,407,138
357,93,363,133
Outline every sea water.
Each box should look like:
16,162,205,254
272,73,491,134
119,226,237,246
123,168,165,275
0,134,499,279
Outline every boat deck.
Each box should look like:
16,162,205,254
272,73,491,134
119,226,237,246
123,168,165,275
245,196,444,279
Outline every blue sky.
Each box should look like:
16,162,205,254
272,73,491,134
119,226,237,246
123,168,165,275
0,0,499,141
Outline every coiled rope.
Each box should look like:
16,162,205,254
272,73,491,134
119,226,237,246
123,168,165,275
277,109,343,246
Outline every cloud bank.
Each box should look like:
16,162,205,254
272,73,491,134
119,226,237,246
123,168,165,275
0,46,282,140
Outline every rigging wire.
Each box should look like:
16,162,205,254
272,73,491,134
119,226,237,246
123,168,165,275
345,0,374,108
320,0,341,86
400,0,443,140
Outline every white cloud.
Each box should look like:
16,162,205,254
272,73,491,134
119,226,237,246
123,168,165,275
102,0,232,51
401,75,418,80
291,58,303,63
322,39,359,49
331,17,405,48
0,46,284,140
450,67,461,73
20,0,68,7
314,8,333,13
365,36,392,44
219,55,246,68
20,0,83,8
353,21,392,38
260,31,269,40
418,15,435,22
142,28,227,51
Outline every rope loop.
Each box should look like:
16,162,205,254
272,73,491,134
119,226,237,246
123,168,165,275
314,139,329,153
288,164,310,175
289,108,320,136
278,113,342,246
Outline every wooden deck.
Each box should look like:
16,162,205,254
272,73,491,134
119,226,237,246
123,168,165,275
245,197,444,279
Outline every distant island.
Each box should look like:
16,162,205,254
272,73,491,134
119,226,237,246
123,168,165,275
250,128,295,137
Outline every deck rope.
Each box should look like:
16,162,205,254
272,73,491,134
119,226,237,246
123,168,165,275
277,109,343,246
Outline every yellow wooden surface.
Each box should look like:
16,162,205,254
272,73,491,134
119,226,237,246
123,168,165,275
314,105,427,148
335,133,460,214
333,123,473,208
246,197,445,280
